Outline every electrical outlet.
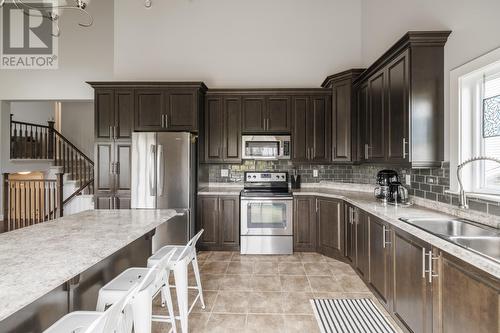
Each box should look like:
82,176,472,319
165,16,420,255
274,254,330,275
427,176,435,184
313,169,319,177
405,174,411,185
221,169,229,177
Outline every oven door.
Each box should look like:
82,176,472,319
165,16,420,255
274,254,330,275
240,197,293,236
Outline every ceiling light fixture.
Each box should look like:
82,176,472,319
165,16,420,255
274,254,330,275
0,0,93,37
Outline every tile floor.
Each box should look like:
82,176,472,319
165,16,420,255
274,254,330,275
152,251,403,333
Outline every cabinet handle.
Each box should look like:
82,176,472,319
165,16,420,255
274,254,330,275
109,162,114,175
114,126,118,140
161,114,165,128
316,200,319,212
382,225,391,248
109,197,113,209
402,138,408,158
364,144,369,160
423,249,439,283
115,162,120,175
114,197,118,209
165,114,169,128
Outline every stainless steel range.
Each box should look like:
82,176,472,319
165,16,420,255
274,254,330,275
240,171,293,255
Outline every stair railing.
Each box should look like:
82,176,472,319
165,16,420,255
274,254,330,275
2,172,64,231
10,116,94,197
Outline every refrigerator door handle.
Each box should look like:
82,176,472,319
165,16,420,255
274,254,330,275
149,144,156,196
157,144,165,196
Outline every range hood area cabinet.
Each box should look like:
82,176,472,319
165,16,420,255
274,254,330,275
354,31,451,168
88,82,207,134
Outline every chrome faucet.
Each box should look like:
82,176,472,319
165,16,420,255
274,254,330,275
457,156,500,209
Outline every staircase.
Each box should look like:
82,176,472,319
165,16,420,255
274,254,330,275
3,116,94,231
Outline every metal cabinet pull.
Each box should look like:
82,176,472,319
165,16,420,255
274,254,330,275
115,162,120,175
423,249,439,283
382,225,391,248
164,114,169,128
364,144,369,160
114,197,118,209
402,138,408,158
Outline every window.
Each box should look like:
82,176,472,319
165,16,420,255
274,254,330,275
481,76,500,192
456,61,500,196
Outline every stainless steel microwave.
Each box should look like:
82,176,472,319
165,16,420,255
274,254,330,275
241,135,291,160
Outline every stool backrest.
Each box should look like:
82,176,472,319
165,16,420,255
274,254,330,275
176,229,204,263
85,283,138,333
150,248,176,286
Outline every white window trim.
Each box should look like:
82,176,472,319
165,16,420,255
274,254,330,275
449,47,500,200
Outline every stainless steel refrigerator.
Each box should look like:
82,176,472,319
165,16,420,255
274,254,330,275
131,132,196,252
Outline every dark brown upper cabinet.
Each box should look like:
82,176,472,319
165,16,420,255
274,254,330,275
242,96,266,133
89,82,207,134
322,69,364,163
203,93,242,163
241,95,291,134
354,31,450,167
94,89,133,141
134,89,165,131
267,96,291,132
291,91,331,163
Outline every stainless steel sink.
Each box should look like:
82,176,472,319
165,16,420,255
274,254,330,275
448,236,500,263
399,217,500,263
399,218,497,238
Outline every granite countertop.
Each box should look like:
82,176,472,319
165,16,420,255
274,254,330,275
293,187,500,279
198,186,242,196
0,209,181,322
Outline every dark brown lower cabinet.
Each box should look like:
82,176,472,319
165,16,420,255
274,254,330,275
197,195,239,251
355,209,369,278
435,251,500,333
368,215,392,307
344,204,357,263
316,198,344,258
392,230,433,333
293,197,316,252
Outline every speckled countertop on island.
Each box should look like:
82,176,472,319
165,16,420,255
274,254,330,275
0,209,181,322
293,186,500,279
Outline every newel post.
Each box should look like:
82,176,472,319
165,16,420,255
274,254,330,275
56,172,64,217
3,173,9,231
47,120,55,160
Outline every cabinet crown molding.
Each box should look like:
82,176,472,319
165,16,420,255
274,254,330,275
354,30,451,86
86,81,208,92
321,68,365,88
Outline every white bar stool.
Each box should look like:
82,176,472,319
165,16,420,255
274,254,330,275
147,229,205,333
44,282,137,333
96,249,177,333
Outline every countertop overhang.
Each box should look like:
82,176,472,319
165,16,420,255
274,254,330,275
0,209,182,322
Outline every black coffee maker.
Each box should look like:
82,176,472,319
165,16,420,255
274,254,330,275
374,170,399,203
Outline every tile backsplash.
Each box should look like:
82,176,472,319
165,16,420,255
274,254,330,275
199,160,500,217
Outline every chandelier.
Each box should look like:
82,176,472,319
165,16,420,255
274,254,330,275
0,0,93,36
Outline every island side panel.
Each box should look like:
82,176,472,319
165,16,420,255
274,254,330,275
0,232,153,333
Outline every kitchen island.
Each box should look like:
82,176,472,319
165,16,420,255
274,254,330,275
0,209,182,333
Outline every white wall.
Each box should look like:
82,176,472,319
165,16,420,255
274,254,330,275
114,0,362,88
10,101,55,125
60,101,94,157
361,0,500,159
0,0,114,100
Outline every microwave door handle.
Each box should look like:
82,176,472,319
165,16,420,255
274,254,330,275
157,144,164,197
149,144,156,196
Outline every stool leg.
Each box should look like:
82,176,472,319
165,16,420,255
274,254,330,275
174,264,189,333
132,290,152,333
192,256,205,309
96,292,107,311
162,284,178,333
